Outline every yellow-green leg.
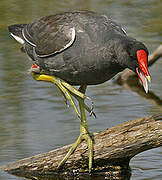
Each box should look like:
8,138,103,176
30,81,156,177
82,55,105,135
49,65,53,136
58,85,93,172
78,85,93,172
31,72,94,172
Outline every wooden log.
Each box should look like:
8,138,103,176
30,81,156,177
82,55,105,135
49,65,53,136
0,114,162,179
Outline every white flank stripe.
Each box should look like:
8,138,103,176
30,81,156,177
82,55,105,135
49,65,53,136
37,27,76,57
10,33,25,44
60,27,75,52
22,29,36,47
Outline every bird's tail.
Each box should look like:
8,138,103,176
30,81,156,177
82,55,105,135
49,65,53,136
8,24,27,44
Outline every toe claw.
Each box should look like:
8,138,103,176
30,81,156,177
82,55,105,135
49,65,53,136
84,96,96,117
90,111,96,118
85,96,94,112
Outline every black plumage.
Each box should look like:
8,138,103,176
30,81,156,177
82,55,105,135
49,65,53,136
8,11,148,86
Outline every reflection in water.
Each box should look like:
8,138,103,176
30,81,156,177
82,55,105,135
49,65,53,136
0,0,162,179
7,171,131,180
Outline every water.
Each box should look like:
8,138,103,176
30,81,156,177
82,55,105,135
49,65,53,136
0,0,162,179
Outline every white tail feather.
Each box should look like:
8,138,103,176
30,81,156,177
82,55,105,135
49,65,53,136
10,33,25,44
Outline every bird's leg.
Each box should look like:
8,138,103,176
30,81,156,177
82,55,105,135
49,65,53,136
31,73,80,118
31,70,94,172
31,72,95,117
58,85,93,173
78,85,93,172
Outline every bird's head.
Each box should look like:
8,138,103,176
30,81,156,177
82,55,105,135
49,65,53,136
124,40,151,93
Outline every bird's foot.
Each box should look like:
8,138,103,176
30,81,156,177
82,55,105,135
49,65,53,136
31,66,96,118
58,129,93,173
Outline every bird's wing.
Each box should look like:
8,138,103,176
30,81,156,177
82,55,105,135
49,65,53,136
22,15,76,57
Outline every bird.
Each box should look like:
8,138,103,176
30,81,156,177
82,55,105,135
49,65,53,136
8,10,151,173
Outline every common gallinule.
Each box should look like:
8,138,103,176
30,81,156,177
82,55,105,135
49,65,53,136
8,10,151,172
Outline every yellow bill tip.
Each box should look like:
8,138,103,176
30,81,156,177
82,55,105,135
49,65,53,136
146,75,151,83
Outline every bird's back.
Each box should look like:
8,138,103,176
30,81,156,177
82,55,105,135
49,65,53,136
8,11,127,85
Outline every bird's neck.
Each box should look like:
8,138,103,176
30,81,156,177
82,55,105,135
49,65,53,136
113,36,137,70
